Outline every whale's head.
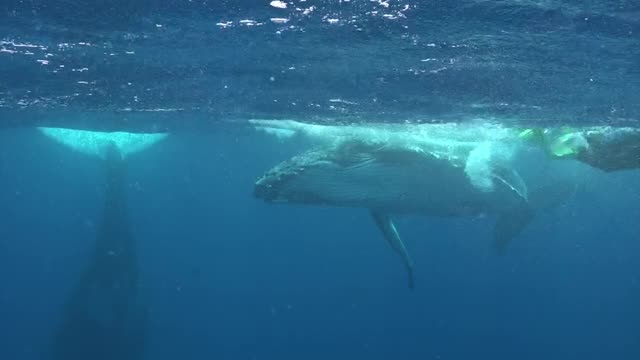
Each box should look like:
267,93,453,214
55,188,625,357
253,143,428,209
253,172,285,202
254,149,335,204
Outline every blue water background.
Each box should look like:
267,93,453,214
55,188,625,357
1,0,640,359
1,127,639,359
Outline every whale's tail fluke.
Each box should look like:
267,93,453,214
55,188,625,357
48,130,154,360
38,127,168,159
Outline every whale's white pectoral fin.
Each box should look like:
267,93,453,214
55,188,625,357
491,165,533,254
492,166,528,201
370,211,415,290
493,205,534,255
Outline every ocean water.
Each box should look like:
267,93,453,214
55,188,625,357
1,1,640,360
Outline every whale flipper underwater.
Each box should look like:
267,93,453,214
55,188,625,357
253,120,574,288
371,211,415,289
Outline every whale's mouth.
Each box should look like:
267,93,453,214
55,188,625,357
253,157,303,202
253,175,284,202
253,164,311,203
254,148,331,203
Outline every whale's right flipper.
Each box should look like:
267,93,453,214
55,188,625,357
491,166,533,255
493,205,534,255
370,211,415,290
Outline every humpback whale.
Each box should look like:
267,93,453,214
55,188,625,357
41,128,167,359
252,120,575,289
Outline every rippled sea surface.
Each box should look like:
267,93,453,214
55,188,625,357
1,0,639,130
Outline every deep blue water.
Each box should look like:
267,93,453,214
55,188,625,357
2,128,640,359
1,1,640,360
